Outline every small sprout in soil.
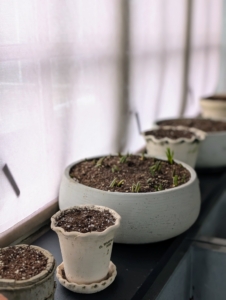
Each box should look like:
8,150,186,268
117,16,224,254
109,178,117,188
131,182,141,193
181,174,186,183
155,161,161,171
119,153,129,164
112,165,119,173
95,157,105,168
166,148,174,164
117,179,125,187
147,178,152,184
140,151,146,160
173,175,178,187
158,184,164,191
149,161,161,176
149,166,155,176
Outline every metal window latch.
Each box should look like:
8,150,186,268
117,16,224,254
2,164,20,197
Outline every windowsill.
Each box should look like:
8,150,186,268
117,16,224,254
0,198,58,247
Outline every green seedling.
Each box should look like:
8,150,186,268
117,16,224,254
173,175,178,187
131,182,141,193
117,179,125,187
166,148,174,164
109,178,118,188
181,174,186,183
154,184,164,191
149,161,162,176
95,157,105,168
118,152,122,157
147,178,152,184
157,184,164,191
119,153,130,163
112,165,119,173
149,166,155,176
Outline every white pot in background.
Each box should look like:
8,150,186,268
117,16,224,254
196,131,226,168
142,126,206,168
0,245,56,300
51,205,121,284
200,95,226,120
59,156,201,244
155,118,226,168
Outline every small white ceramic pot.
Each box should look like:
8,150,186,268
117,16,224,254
155,118,226,168
51,205,121,284
200,95,226,120
59,156,201,244
142,126,206,168
0,245,56,300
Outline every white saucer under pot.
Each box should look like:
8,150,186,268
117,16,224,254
59,156,201,244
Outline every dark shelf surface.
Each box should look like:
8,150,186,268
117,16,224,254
33,168,226,300
34,231,174,300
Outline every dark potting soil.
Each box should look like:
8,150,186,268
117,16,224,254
69,155,190,193
0,245,48,280
55,207,116,233
204,95,226,101
157,118,226,133
144,128,194,139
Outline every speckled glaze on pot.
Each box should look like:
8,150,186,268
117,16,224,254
142,126,206,168
51,205,121,284
0,245,56,300
59,156,201,244
200,95,226,120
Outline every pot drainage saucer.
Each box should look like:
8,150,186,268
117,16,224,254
56,261,117,294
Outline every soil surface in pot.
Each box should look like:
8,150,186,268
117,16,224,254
204,95,226,101
69,155,190,193
0,245,48,280
157,118,226,133
55,207,116,233
144,128,194,139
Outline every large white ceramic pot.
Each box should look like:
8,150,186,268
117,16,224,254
142,126,206,168
0,245,56,300
155,118,226,168
51,205,121,284
59,156,201,244
200,94,226,120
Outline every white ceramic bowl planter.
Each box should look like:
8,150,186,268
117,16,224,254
156,118,226,168
142,126,206,168
59,156,201,244
0,245,56,300
200,94,226,120
51,205,121,293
